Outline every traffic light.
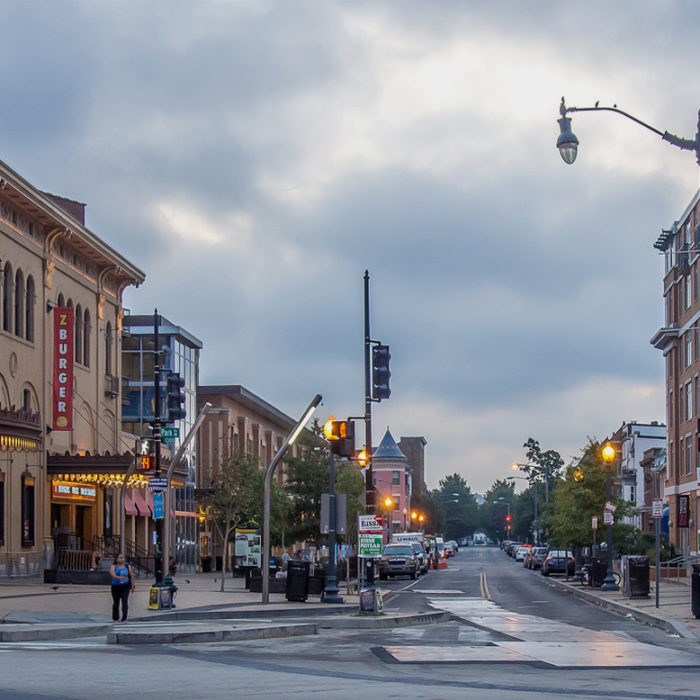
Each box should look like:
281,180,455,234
355,447,369,467
166,371,186,423
505,514,511,522
372,344,391,401
323,417,355,457
136,438,154,471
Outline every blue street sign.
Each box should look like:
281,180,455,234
153,491,164,520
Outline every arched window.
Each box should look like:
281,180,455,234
14,269,24,338
83,309,90,368
105,321,113,376
3,262,12,332
75,304,83,364
57,293,65,307
25,275,34,342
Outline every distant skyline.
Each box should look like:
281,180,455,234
2,1,699,492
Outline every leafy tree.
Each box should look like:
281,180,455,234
335,460,366,543
548,439,634,552
195,454,280,591
480,480,516,541
522,437,564,499
433,473,478,540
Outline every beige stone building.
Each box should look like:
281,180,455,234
0,159,144,576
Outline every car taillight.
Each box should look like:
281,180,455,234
546,558,553,564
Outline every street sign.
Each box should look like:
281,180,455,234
603,510,614,525
652,498,663,518
605,501,617,513
148,477,169,491
161,426,180,440
358,514,383,534
591,516,598,530
358,533,383,557
152,491,164,520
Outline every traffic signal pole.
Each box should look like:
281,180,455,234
364,271,374,513
153,310,163,585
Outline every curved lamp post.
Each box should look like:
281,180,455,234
557,97,700,166
507,475,538,545
601,442,620,592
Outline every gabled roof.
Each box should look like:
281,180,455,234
373,429,407,462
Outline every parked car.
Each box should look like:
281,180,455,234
410,541,429,574
541,548,575,576
526,547,547,570
379,543,419,580
444,541,457,557
506,541,521,557
514,544,532,562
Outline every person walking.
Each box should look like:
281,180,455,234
110,554,135,622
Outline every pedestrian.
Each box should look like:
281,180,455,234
109,554,135,622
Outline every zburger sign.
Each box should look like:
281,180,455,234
53,307,74,430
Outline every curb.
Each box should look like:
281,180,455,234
130,604,356,623
545,577,696,640
0,623,113,642
107,622,318,645
316,611,452,630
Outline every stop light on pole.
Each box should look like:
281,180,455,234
323,417,355,457
372,344,391,401
166,371,186,423
505,514,511,532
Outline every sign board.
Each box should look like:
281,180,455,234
358,533,383,557
148,477,169,491
678,494,690,528
591,516,598,530
652,498,663,518
603,510,614,526
235,529,261,567
152,491,164,520
51,480,97,504
358,514,383,534
161,426,180,440
52,307,74,430
605,501,617,513
320,493,347,535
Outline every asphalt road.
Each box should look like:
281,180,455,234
3,547,700,699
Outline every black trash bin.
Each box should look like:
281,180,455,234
692,565,700,619
627,555,650,598
589,559,607,588
201,556,212,573
286,560,310,602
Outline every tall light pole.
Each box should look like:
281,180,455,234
601,442,620,592
261,394,322,604
556,97,700,166
512,462,550,503
507,475,537,545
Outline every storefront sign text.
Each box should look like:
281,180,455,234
52,307,74,430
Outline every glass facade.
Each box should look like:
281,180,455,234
121,316,202,571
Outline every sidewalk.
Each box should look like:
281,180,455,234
0,572,357,624
547,574,700,641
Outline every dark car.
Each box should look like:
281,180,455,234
541,548,575,576
379,544,419,580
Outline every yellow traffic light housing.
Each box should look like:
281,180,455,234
323,416,355,457
356,447,369,467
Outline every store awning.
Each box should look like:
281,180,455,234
133,489,150,517
124,493,137,516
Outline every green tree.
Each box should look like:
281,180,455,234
480,480,516,541
548,439,634,552
335,460,366,543
195,454,280,591
434,473,478,540
522,437,564,499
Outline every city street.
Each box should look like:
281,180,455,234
3,548,700,699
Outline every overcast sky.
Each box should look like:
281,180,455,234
3,1,699,493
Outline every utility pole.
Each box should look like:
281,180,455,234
363,270,374,514
153,310,163,585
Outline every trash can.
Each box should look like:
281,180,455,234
692,565,700,619
201,556,212,573
589,559,607,588
286,560,310,602
627,555,650,598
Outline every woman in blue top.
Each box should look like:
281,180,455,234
109,554,135,622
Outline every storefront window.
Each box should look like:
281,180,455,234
21,472,35,547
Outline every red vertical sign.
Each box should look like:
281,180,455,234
53,307,74,430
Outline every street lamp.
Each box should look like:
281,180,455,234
262,393,322,604
512,461,551,503
601,442,620,592
557,97,700,166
